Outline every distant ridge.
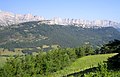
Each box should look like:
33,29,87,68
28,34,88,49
0,10,119,28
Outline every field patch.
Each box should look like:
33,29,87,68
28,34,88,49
50,53,117,77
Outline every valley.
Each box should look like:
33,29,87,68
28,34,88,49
0,10,120,77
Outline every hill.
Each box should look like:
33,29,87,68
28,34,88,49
48,53,117,77
0,21,120,49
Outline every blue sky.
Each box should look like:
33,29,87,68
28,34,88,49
0,0,120,22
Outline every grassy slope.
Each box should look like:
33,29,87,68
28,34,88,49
49,53,117,77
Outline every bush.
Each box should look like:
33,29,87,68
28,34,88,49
107,53,120,70
81,63,120,77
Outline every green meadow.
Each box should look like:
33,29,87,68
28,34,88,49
50,53,117,77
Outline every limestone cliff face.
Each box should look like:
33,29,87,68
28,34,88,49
0,10,119,28
0,11,45,26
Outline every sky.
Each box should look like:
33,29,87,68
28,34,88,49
0,0,120,22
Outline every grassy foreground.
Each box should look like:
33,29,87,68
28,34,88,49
0,53,117,77
49,53,117,77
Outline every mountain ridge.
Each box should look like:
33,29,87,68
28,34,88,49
0,10,119,28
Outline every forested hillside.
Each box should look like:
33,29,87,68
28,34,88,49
0,21,120,49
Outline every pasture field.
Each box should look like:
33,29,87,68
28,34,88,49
49,53,117,77
0,48,24,56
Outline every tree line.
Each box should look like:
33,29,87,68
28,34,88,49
0,45,94,77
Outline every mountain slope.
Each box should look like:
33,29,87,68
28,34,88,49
0,21,120,48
